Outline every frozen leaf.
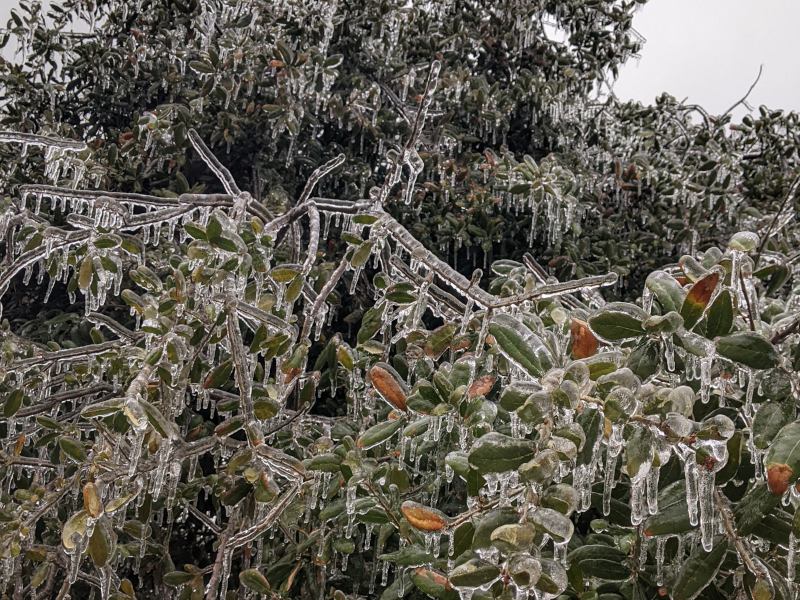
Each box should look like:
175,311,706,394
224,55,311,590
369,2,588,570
671,537,728,600
587,303,647,342
370,363,409,411
681,270,721,329
468,432,536,474
570,318,598,359
239,570,271,594
401,501,448,531
568,545,631,581
488,313,552,377
716,331,779,370
645,271,686,314
765,422,800,494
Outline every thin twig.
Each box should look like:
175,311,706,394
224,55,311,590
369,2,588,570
739,271,757,331
721,65,763,118
714,489,762,576
754,172,800,268
205,517,236,600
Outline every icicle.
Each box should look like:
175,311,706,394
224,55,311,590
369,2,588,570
656,536,666,585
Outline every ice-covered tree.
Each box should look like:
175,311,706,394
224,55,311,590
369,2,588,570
1,1,800,600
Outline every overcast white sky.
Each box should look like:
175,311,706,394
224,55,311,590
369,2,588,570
614,0,800,120
0,0,798,121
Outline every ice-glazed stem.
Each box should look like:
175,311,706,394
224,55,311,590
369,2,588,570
215,295,297,337
86,312,143,341
187,128,242,197
0,131,87,151
301,256,349,340
297,153,346,206
10,340,122,370
225,483,301,550
0,230,90,296
714,488,763,576
379,212,618,309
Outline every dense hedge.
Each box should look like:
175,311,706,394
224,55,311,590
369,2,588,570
1,1,800,600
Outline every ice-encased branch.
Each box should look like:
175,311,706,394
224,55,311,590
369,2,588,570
0,131,87,151
187,128,242,197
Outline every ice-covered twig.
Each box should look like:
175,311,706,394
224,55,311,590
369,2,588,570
297,153,345,205
0,131,87,151
389,254,466,317
224,483,301,550
714,488,762,576
187,128,242,197
86,312,143,341
755,172,800,268
226,303,257,443
0,230,90,296
379,212,618,309
301,256,348,340
214,295,297,337
9,341,121,370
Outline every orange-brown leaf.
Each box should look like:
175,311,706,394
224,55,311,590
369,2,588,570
768,464,792,495
414,568,452,590
370,364,408,411
681,271,720,329
687,271,720,305
469,376,495,398
83,482,104,518
571,319,598,359
401,501,448,531
13,434,24,457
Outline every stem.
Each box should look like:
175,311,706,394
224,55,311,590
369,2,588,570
714,489,762,576
754,172,800,269
204,517,236,600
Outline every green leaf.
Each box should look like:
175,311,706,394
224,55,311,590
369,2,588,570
626,426,654,482
488,313,552,378
269,265,302,283
204,359,233,389
728,231,759,252
183,222,207,241
753,401,793,450
568,545,631,581
448,558,501,588
643,479,693,537
3,389,23,418
305,453,342,473
704,289,733,338
350,241,374,267
411,568,458,600
139,399,177,440
489,522,536,554
733,484,781,535
210,236,238,252
671,537,728,600
386,291,416,304
715,331,779,370
468,432,536,475
253,400,279,420
163,572,195,586
357,302,385,344
357,418,405,449
765,422,800,494
88,525,109,567
59,436,87,463
239,570,270,594
627,339,660,381
587,303,647,342
646,271,686,314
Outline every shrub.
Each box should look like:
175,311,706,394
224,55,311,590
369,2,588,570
1,2,800,600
